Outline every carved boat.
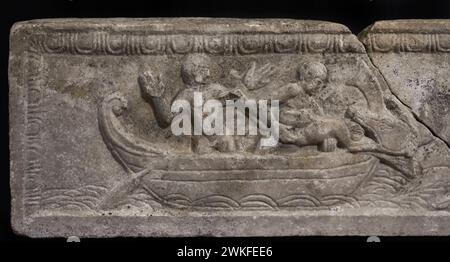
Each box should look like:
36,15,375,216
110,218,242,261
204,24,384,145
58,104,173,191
98,92,378,209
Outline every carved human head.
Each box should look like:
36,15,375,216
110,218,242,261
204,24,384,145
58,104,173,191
181,53,212,86
296,61,328,95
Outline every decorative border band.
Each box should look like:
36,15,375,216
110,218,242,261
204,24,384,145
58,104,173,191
362,33,450,53
23,51,43,218
28,32,365,55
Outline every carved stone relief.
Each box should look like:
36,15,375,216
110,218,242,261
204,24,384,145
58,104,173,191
9,19,450,237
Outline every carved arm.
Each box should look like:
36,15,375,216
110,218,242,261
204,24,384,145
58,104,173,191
138,70,173,128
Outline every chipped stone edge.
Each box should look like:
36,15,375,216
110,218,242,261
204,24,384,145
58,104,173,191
9,21,28,238
13,211,450,237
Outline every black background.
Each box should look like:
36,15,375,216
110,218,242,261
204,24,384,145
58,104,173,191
1,0,449,251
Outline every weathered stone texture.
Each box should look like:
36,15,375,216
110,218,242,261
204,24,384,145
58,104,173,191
359,20,450,145
9,19,450,237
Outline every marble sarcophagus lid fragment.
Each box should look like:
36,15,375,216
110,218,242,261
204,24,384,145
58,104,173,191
9,18,450,237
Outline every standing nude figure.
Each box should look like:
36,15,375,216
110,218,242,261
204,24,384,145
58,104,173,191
138,53,237,152
138,53,274,153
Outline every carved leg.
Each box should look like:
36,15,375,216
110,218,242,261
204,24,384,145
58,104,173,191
279,124,309,145
315,119,353,149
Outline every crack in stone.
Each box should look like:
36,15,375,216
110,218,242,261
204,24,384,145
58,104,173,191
362,51,450,150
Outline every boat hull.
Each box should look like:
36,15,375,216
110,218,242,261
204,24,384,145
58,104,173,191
98,93,379,210
141,153,378,209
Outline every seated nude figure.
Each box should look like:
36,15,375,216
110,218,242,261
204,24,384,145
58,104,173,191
276,61,366,152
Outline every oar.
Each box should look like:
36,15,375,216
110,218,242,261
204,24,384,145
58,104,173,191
97,168,150,209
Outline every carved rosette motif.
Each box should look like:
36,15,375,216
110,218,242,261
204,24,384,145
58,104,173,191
362,33,450,53
28,31,365,55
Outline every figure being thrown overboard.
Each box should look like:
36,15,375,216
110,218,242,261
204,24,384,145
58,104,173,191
275,61,374,152
237,60,373,153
